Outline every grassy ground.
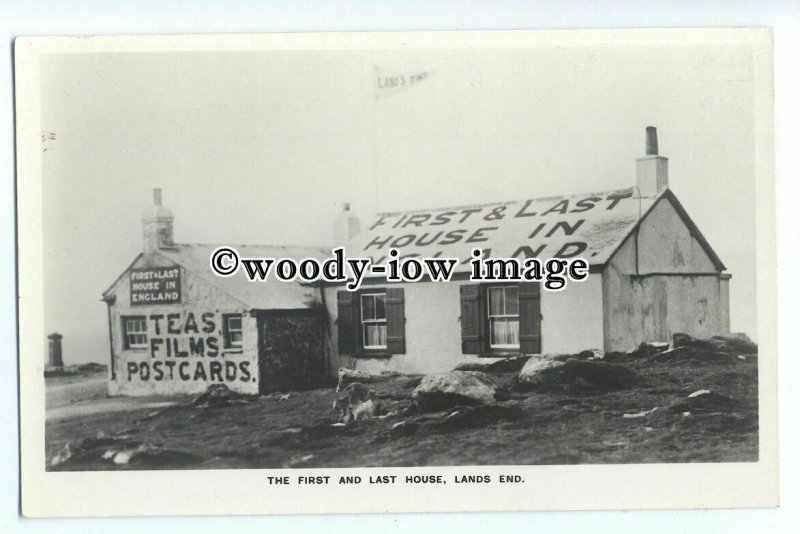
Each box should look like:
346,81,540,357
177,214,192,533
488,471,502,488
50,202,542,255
45,349,758,470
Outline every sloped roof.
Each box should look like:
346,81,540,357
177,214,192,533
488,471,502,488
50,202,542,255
348,187,725,273
105,188,725,305
104,244,329,310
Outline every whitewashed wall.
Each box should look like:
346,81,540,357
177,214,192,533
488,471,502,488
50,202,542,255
106,256,259,396
636,200,718,273
326,281,474,375
602,197,727,352
325,274,605,376
541,273,604,353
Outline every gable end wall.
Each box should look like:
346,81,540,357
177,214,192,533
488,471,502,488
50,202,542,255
602,196,726,352
106,255,259,396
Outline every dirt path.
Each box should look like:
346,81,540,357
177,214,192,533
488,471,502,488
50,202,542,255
46,374,178,422
46,376,107,407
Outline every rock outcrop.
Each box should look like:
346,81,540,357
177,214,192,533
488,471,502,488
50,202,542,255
672,332,758,355
336,368,415,392
518,358,639,394
517,354,567,387
411,371,498,412
191,384,249,408
50,436,200,469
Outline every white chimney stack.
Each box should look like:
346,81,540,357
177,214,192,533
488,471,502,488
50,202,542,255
142,188,175,254
636,126,669,197
334,202,361,244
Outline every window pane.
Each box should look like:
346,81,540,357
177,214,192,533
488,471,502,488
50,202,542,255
361,294,376,320
127,331,147,348
505,286,519,315
124,317,147,348
374,294,386,319
506,319,519,345
488,287,504,315
223,315,243,348
490,318,520,347
490,318,505,345
364,324,387,348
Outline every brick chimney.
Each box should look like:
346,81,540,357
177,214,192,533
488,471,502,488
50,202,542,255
334,202,361,243
142,188,175,254
636,126,669,197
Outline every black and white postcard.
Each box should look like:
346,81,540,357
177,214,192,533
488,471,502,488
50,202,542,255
15,28,778,516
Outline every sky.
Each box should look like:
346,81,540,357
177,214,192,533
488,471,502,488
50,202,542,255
39,43,757,364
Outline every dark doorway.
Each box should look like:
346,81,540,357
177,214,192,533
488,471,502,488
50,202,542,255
256,311,326,394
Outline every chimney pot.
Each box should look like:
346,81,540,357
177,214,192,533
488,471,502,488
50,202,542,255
645,126,658,156
142,188,175,253
636,126,668,196
334,201,361,242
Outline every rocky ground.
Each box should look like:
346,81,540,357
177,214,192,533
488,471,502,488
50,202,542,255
45,333,759,470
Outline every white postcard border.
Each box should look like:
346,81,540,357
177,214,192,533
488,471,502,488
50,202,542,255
15,28,778,517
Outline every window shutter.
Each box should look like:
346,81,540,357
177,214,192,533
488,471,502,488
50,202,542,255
460,284,485,354
518,282,542,354
337,290,357,354
385,287,406,354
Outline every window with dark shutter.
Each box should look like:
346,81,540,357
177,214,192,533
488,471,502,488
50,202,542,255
385,287,406,354
337,290,357,354
518,282,542,354
461,282,541,355
338,287,406,356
